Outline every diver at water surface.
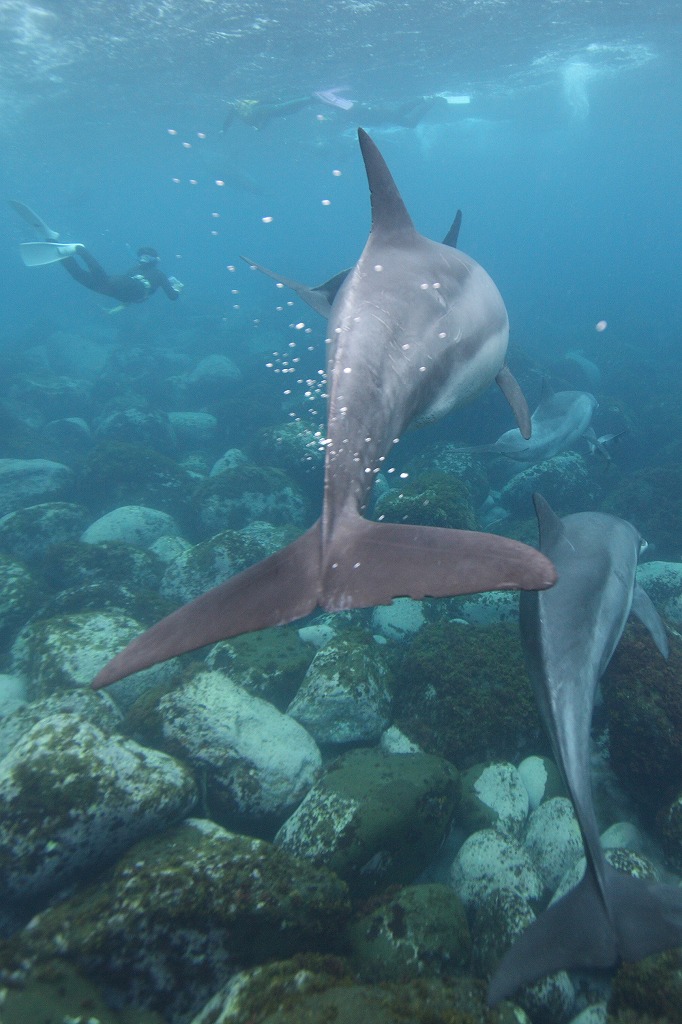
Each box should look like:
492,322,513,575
10,200,184,308
221,96,314,130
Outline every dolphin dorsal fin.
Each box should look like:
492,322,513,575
358,128,416,238
532,493,565,551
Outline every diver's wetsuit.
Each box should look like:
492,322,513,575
222,96,313,131
61,248,179,303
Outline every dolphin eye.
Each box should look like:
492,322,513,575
638,537,649,556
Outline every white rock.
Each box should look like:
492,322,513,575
150,533,192,564
380,725,421,755
518,755,550,811
158,670,321,819
566,1003,607,1024
524,797,583,891
600,821,644,853
371,597,425,640
471,762,529,839
298,623,337,648
450,828,543,908
168,411,218,446
81,505,181,548
210,448,249,477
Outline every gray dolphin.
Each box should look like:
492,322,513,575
92,129,555,691
488,494,682,1005
462,378,597,463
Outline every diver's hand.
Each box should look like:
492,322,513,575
168,276,184,293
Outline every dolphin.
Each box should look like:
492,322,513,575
241,209,463,318
92,129,555,691
488,494,682,1006
461,378,597,463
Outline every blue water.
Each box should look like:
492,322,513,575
1,1,680,375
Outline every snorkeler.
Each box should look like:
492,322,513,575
221,96,314,131
10,201,183,307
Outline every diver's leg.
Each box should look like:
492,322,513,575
61,248,109,292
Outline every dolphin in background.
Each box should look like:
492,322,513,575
92,129,555,690
461,377,597,463
488,494,682,1006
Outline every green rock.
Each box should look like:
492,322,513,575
275,748,459,895
374,471,477,530
348,883,471,981
0,819,350,1023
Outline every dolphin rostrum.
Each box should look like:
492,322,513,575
92,129,555,690
488,494,682,1005
461,377,597,463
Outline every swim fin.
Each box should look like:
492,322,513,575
9,200,59,240
19,242,82,267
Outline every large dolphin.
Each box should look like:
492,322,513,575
92,129,555,690
488,494,682,1005
462,378,597,463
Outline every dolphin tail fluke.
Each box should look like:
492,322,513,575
320,514,556,610
488,863,682,1006
91,523,323,690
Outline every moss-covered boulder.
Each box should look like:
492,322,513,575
205,625,314,710
192,462,306,536
349,883,471,982
603,466,682,562
393,622,544,770
275,748,459,896
191,957,526,1024
287,632,392,745
0,552,41,658
0,819,350,1023
0,458,75,518
94,408,177,456
0,501,89,566
374,471,477,530
0,688,121,761
608,948,682,1023
11,610,174,710
41,538,165,593
160,523,294,604
602,623,682,824
251,419,325,491
0,712,196,903
76,441,195,526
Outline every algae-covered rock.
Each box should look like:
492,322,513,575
348,883,471,981
0,458,75,517
160,523,292,604
393,621,544,769
0,501,89,565
143,669,321,832
0,957,164,1024
0,819,350,1023
287,633,392,745
373,471,477,530
0,688,121,761
275,748,459,895
524,796,583,892
94,407,177,456
608,947,682,1023
192,462,306,536
11,610,173,710
205,625,313,710
0,552,41,656
0,712,197,901
41,538,164,593
451,829,543,909
191,957,526,1024
81,504,181,548
471,887,575,1024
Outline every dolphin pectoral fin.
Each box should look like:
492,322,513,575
631,583,669,658
496,365,531,439
92,524,322,689
487,870,619,1006
240,255,349,318
320,515,556,610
